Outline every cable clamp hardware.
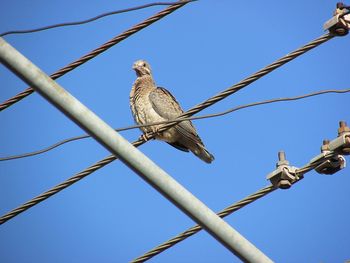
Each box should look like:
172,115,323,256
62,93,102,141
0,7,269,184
323,2,350,36
267,151,300,189
314,155,346,175
309,141,346,175
328,121,350,155
309,121,349,175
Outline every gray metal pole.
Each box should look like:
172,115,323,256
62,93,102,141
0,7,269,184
0,37,273,263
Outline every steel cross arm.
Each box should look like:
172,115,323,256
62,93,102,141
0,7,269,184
0,37,273,263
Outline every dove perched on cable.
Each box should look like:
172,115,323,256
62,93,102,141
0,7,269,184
130,60,214,163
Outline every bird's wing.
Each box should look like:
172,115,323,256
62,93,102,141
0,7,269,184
149,87,183,119
166,141,189,152
149,87,204,146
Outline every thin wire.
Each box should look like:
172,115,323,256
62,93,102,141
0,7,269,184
0,135,90,161
0,0,193,112
0,33,336,225
1,88,349,162
0,1,197,37
131,152,338,262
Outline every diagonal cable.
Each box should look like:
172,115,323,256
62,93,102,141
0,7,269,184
0,32,337,225
130,33,335,140
0,0,193,112
133,186,275,263
0,142,143,225
156,33,334,128
131,152,337,262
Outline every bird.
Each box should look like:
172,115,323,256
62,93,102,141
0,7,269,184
130,59,214,163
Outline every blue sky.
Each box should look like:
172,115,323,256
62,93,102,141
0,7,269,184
1,1,349,262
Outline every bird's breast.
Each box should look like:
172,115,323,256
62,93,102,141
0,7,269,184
131,88,164,134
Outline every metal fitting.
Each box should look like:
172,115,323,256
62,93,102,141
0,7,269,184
313,139,346,175
315,155,346,175
323,3,350,36
266,151,300,189
329,121,350,155
338,120,350,136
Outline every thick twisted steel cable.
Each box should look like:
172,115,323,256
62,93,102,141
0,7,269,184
0,138,145,225
155,33,335,130
126,33,336,142
0,0,193,112
132,185,275,263
0,154,112,224
0,33,337,225
0,155,118,224
132,152,339,262
0,140,142,225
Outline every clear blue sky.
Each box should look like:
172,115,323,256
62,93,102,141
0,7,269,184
1,1,349,262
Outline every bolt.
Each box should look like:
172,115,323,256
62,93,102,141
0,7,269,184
321,139,330,152
278,151,285,161
277,151,289,167
338,121,350,136
337,2,345,9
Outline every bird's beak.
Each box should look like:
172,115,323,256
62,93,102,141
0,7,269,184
133,64,141,72
133,65,142,76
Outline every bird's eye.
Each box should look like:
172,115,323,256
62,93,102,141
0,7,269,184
143,63,146,67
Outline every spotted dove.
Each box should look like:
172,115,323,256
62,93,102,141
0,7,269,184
130,60,214,163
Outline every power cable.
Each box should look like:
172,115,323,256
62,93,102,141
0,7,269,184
131,152,338,262
155,34,334,127
0,1,197,37
1,87,349,162
0,0,194,112
0,32,338,225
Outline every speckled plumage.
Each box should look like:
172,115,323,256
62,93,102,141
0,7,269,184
130,60,214,163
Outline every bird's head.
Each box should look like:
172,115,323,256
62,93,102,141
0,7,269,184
132,60,152,77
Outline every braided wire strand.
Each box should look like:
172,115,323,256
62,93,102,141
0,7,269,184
0,155,113,224
156,33,334,131
0,33,336,225
131,185,275,263
132,152,339,262
0,1,191,111
0,140,145,225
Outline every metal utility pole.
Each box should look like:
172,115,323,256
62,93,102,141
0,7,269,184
0,37,273,263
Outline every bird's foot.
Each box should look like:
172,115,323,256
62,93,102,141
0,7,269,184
153,127,162,136
139,133,154,142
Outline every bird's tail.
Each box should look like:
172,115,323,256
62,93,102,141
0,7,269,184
193,145,215,164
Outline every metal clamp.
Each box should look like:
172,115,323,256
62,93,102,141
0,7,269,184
267,151,300,189
310,140,346,175
310,121,349,175
314,155,346,175
323,3,350,36
329,121,350,155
